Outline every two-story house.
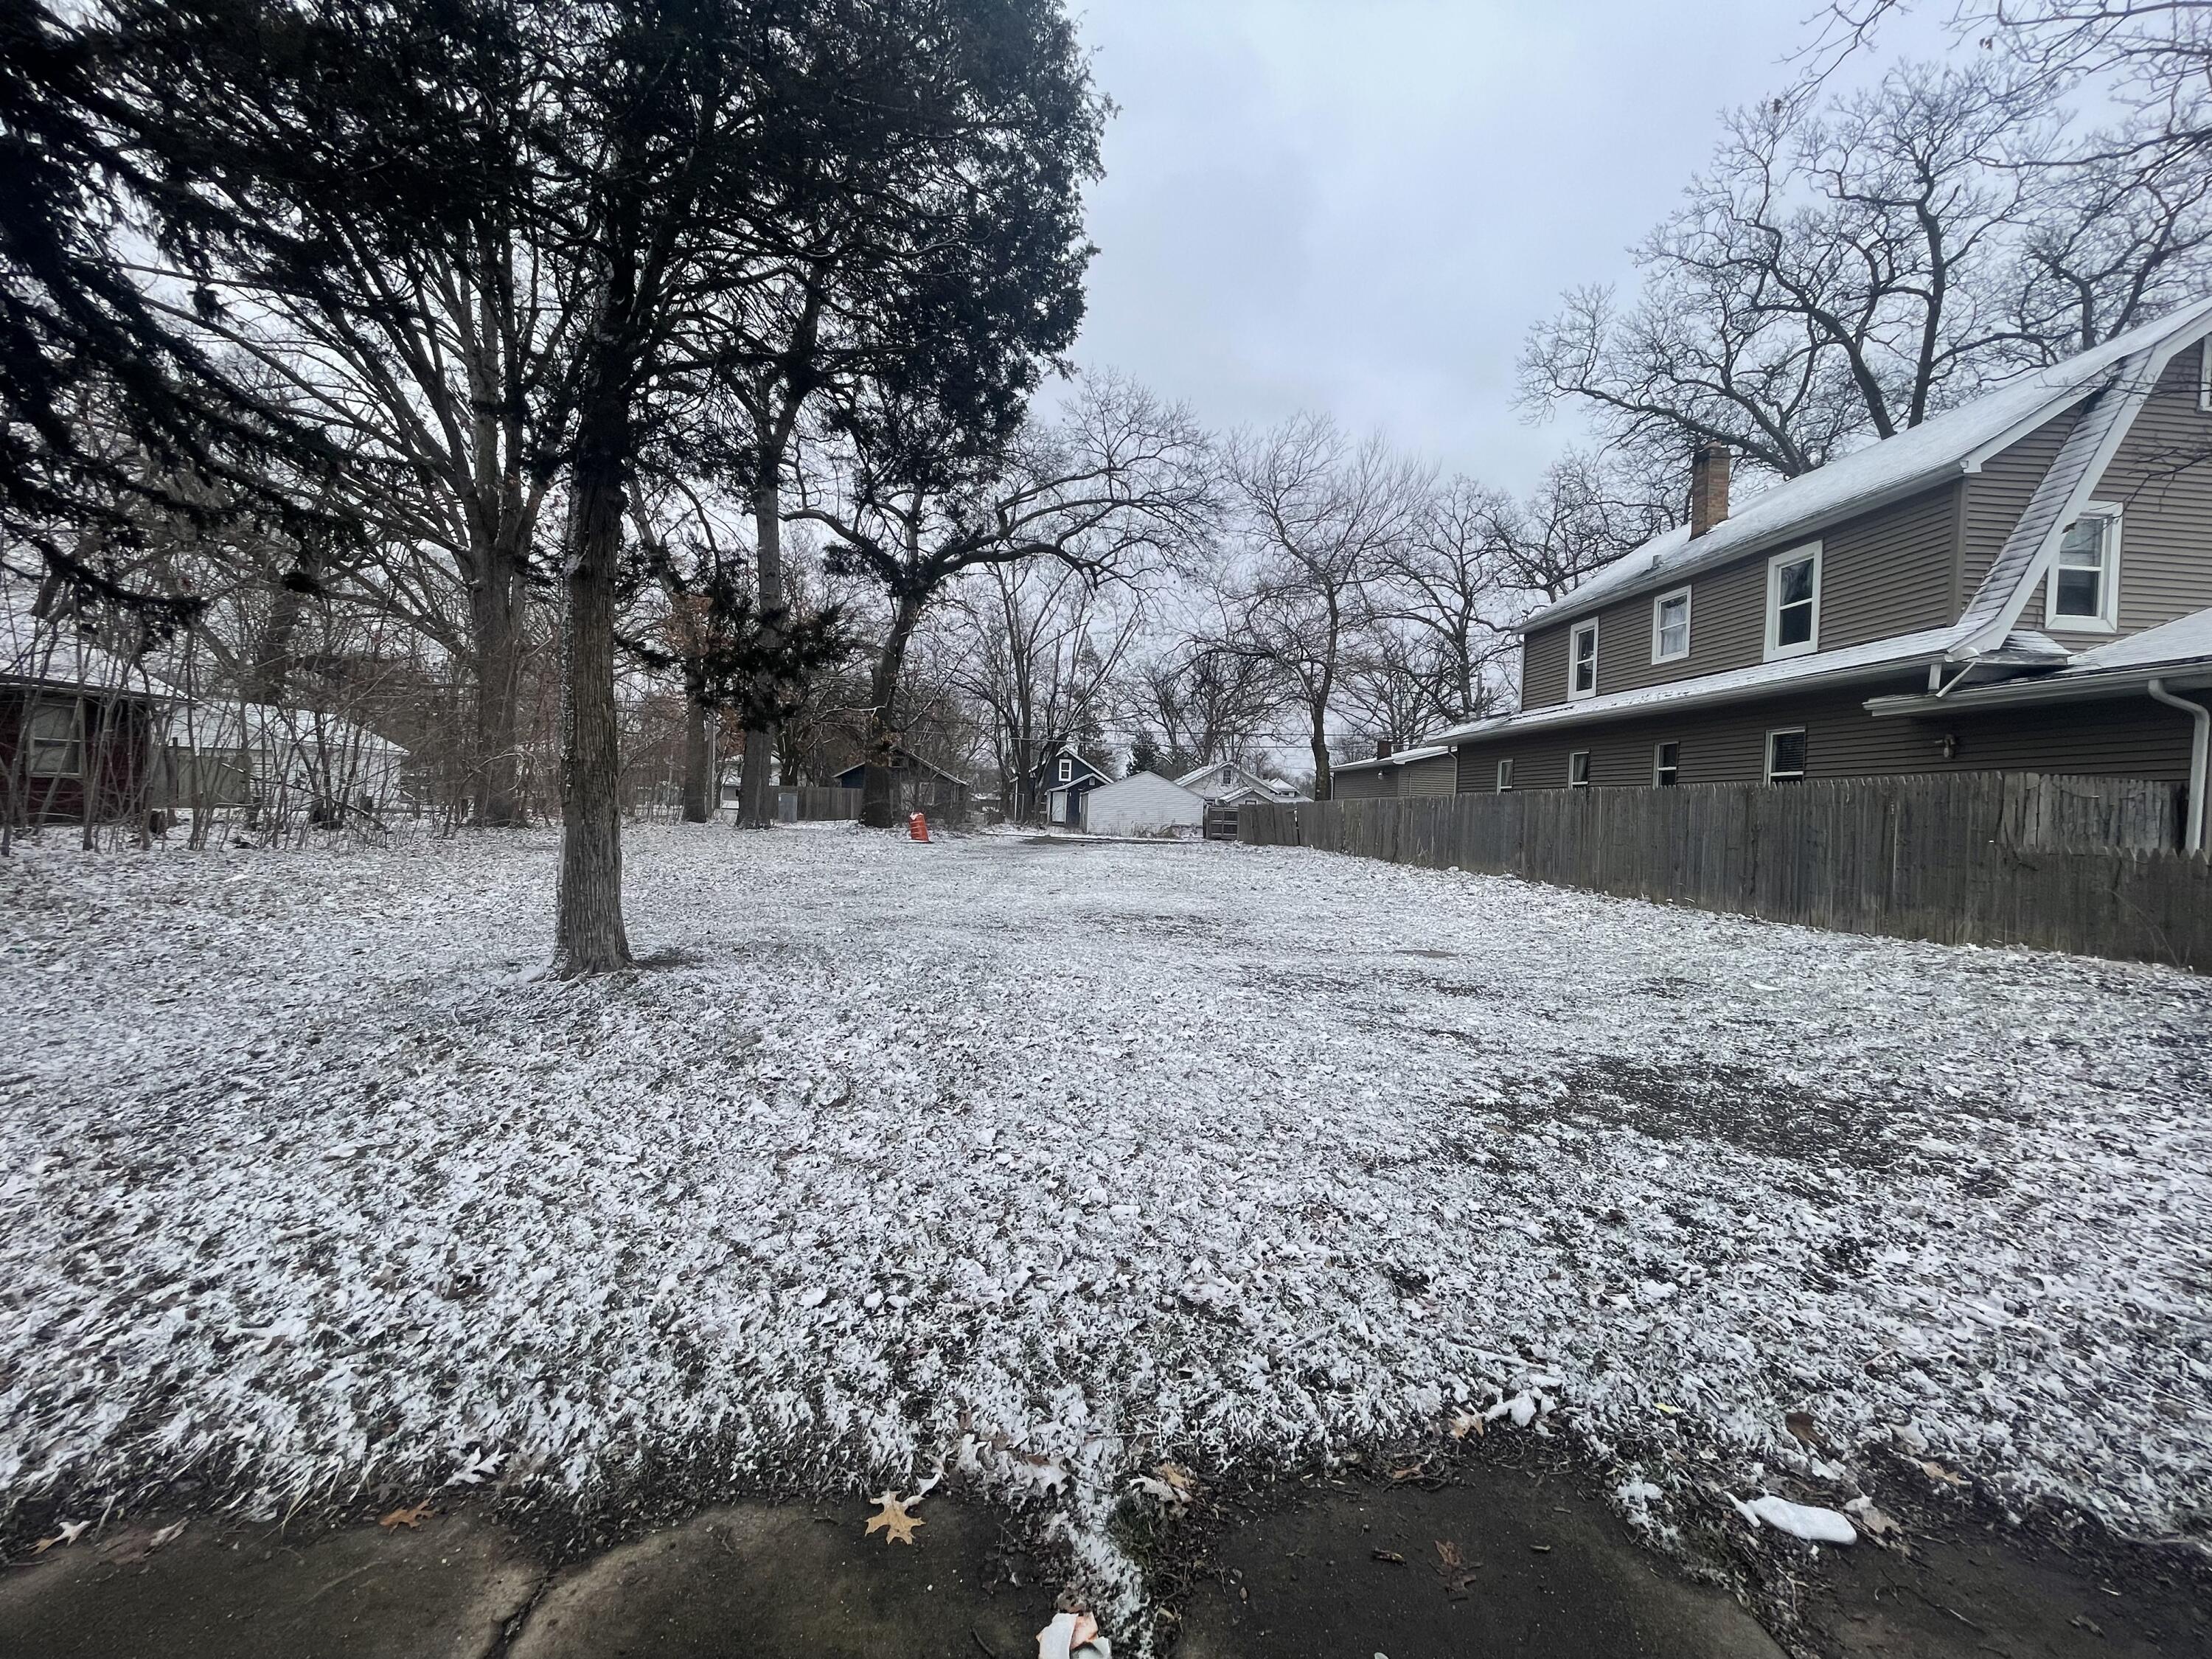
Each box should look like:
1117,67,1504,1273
1431,297,2212,853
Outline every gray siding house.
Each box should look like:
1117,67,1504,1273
1433,298,2212,852
1332,743,1456,799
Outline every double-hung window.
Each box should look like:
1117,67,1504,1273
1568,750,1591,789
1651,587,1691,663
1495,758,1514,792
1568,620,1599,700
1653,741,1680,787
27,699,82,777
2046,505,2121,631
1057,756,1073,783
1765,545,1820,659
1766,728,1807,783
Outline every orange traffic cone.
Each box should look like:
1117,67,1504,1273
908,812,929,842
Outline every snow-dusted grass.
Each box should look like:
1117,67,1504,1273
3,823,2208,1588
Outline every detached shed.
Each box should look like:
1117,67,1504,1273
1080,770,1204,836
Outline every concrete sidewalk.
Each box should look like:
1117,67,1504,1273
2,1470,2202,1658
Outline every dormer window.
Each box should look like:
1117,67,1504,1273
1057,756,1073,782
1764,544,1821,660
1568,620,1599,700
2047,504,2121,631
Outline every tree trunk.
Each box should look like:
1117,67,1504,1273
552,386,634,977
737,466,782,827
1308,700,1332,801
860,591,925,830
470,541,527,827
681,688,712,821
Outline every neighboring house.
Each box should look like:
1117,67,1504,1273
1,608,174,827
830,747,972,823
1426,296,2212,852
1081,770,1206,836
1332,742,1456,799
1175,759,1310,807
167,700,411,822
1034,743,1110,826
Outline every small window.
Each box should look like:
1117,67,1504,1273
1764,544,1821,659
27,699,83,777
1568,750,1591,789
2201,336,2211,412
1653,741,1680,787
1652,587,1691,663
1496,757,1514,792
2045,505,2121,630
1766,728,1808,783
1568,620,1599,700
1057,756,1073,782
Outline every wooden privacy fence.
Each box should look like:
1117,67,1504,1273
1239,773,2212,973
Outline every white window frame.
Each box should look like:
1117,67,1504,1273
1057,755,1073,783
26,697,83,778
1568,749,1591,789
1765,727,1808,783
2043,502,2122,633
1650,586,1692,664
1568,619,1599,701
1495,757,1514,792
1764,543,1823,661
2200,336,2212,412
1652,741,1680,787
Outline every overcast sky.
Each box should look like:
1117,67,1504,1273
1059,1,1955,496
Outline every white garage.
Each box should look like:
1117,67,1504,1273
1079,770,1205,837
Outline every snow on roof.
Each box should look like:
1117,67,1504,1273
175,700,410,758
1523,296,2212,634
0,593,174,697
1087,769,1203,800
1333,744,1451,775
2065,605,2212,674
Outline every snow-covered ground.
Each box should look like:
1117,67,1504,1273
3,824,2208,1600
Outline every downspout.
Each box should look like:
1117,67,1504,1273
2149,678,2210,855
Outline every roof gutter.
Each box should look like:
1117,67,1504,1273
2148,678,2211,855
1865,661,2212,717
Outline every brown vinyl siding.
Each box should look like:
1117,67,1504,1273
1399,752,1457,796
1520,484,1960,709
2063,347,2212,641
1523,625,1568,708
1450,681,2194,791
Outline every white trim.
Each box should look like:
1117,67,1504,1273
2044,501,2122,633
1652,740,1680,786
26,695,84,778
1764,543,1822,661
1568,749,1591,788
1056,755,1073,782
1495,757,1514,792
1651,586,1692,664
1765,726,1808,782
1568,619,1599,700
2201,336,2212,414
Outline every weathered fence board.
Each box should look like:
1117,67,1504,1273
1239,773,2208,973
785,786,863,821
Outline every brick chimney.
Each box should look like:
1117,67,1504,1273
1375,738,1394,760
1688,442,1731,539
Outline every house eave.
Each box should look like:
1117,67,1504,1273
1865,660,2212,717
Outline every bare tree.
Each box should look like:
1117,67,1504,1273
793,375,1211,827
1113,643,1281,775
1523,58,2212,482
1210,417,1429,799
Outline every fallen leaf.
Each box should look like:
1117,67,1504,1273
1389,1461,1426,1483
1448,1410,1484,1440
1920,1461,1968,1487
863,1491,924,1545
1785,1411,1827,1451
1855,1504,1903,1540
147,1522,187,1551
1371,1548,1405,1564
30,1519,90,1554
379,1503,434,1529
